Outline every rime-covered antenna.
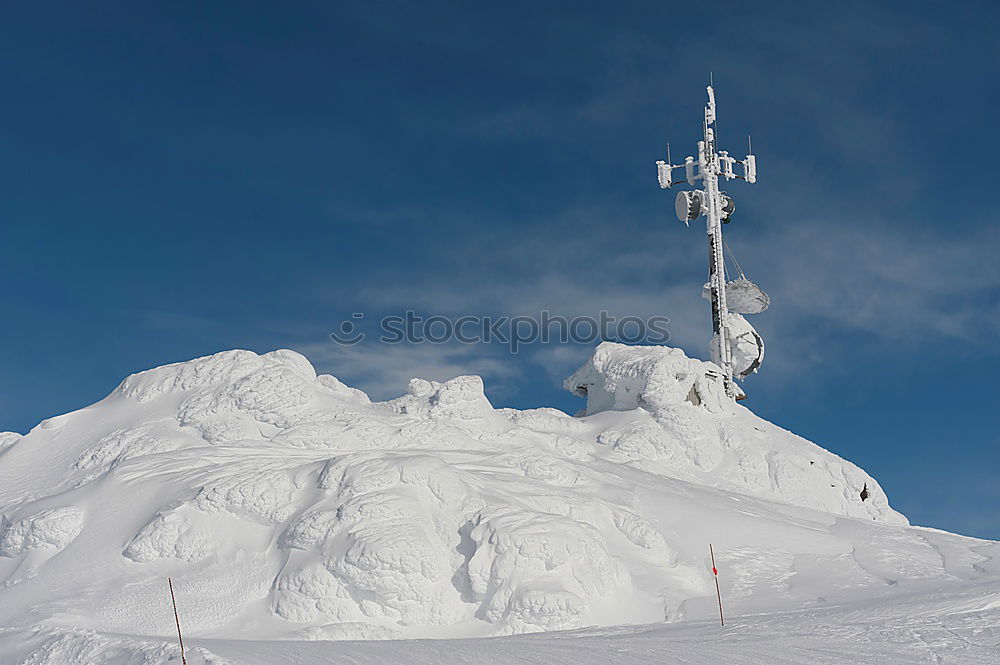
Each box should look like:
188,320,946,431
653,86,760,400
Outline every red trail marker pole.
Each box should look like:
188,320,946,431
168,577,188,665
710,544,724,626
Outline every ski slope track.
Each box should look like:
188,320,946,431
0,343,997,663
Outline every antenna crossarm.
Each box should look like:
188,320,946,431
654,160,704,189
656,146,755,188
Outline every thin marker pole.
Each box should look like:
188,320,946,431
168,577,188,665
710,544,725,626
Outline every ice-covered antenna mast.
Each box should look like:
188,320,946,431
655,86,764,400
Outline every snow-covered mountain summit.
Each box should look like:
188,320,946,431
0,343,996,663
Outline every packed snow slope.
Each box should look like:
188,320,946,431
0,343,997,664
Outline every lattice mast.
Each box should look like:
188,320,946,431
656,86,757,399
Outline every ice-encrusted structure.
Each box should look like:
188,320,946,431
2,342,994,662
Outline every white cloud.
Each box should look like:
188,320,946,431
307,200,1000,397
295,340,523,402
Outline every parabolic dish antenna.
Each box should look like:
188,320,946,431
726,277,770,315
712,313,765,378
701,278,771,315
675,190,703,224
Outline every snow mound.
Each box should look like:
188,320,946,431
566,341,732,415
0,343,994,662
124,508,216,563
568,342,901,523
468,506,631,633
1,507,85,557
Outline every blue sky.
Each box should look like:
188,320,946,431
1,1,998,538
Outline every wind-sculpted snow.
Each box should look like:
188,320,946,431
1,507,84,557
468,507,631,632
0,343,995,664
194,469,303,524
15,629,237,665
0,432,20,453
115,350,267,404
568,343,903,524
566,342,734,416
75,421,201,481
124,508,216,563
283,454,483,627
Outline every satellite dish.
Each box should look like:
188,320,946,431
700,278,770,315
726,278,770,314
711,313,765,379
675,190,703,223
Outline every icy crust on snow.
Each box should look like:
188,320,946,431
0,343,930,651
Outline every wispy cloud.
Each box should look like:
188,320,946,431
295,339,523,402
756,223,1000,338
304,200,1000,396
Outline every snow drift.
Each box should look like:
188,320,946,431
0,343,997,664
